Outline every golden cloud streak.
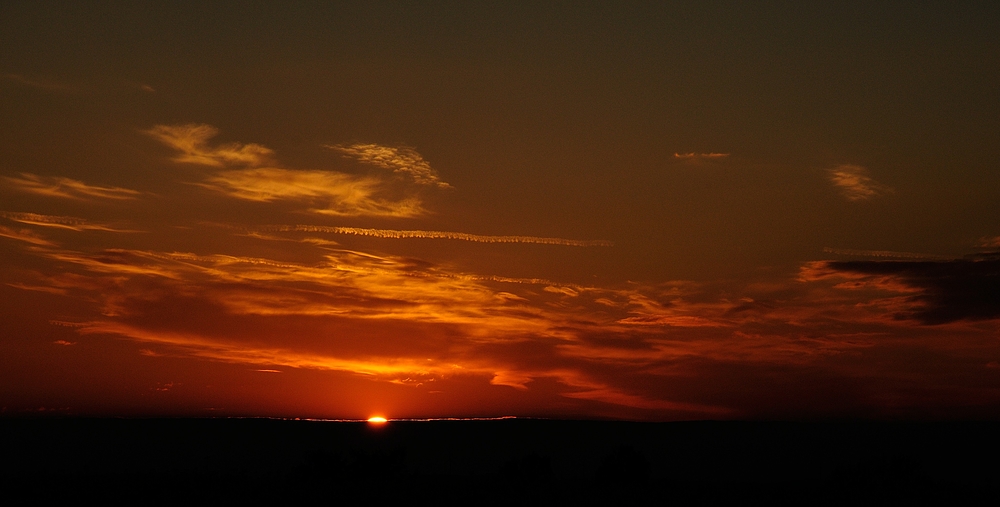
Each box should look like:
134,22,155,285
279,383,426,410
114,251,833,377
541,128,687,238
197,168,428,217
822,247,951,260
673,152,730,159
145,124,457,218
3,173,140,200
327,143,451,188
562,388,731,413
828,164,891,201
145,124,273,167
6,282,68,295
74,321,467,378
0,224,55,246
37,246,569,336
4,73,76,93
260,224,613,247
1,211,139,232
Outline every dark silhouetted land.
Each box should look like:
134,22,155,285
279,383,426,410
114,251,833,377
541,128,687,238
1,418,996,503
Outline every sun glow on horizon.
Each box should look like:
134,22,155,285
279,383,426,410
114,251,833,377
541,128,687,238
367,416,388,424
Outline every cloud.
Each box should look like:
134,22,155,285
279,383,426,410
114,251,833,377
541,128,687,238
0,225,55,246
147,125,436,218
256,224,613,247
3,173,140,200
822,247,951,260
7,282,67,295
4,73,76,93
828,164,891,201
73,320,469,379
673,152,730,159
978,236,1000,249
201,168,427,217
328,143,451,188
1,211,139,233
145,124,274,167
561,384,732,413
818,256,1000,324
7,181,1000,418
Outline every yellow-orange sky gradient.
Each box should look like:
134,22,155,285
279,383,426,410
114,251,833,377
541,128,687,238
2,2,1000,420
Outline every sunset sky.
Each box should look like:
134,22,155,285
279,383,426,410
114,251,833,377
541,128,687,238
3,1,1000,420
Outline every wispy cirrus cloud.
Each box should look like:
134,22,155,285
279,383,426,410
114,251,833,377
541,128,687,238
828,164,891,201
614,292,730,327
255,224,613,247
0,224,55,246
201,168,426,218
73,320,470,379
4,73,77,93
3,173,140,201
673,152,730,160
327,143,451,188
1,211,140,233
148,124,435,218
822,247,951,260
145,124,274,167
977,236,1000,249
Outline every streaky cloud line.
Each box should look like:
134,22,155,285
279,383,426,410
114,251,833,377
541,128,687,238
0,211,142,233
822,247,952,260
258,225,613,247
39,242,585,292
3,173,140,200
70,320,473,378
4,73,77,93
0,224,55,246
673,152,730,159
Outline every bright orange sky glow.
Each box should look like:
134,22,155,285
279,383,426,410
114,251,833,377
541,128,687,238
2,2,1000,421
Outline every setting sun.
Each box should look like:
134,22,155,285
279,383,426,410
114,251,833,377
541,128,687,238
367,417,388,424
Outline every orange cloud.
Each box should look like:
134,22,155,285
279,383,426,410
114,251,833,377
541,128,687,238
1,211,139,233
201,168,427,217
3,173,140,200
327,143,452,188
0,224,55,246
828,164,891,201
673,152,730,159
4,73,76,93
562,385,731,414
256,224,613,247
822,247,950,260
7,282,67,295
145,124,274,167
147,124,436,218
73,320,471,378
977,236,1000,249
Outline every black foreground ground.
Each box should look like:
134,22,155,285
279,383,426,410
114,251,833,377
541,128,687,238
2,418,996,504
